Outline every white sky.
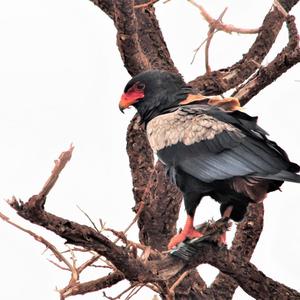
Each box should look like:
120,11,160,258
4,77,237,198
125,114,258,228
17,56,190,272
0,1,299,299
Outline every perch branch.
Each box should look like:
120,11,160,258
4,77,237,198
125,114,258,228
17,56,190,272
5,148,300,299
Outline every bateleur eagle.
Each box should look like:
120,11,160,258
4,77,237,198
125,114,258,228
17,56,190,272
119,69,300,249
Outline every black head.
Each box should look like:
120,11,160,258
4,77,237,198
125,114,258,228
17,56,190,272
119,70,190,124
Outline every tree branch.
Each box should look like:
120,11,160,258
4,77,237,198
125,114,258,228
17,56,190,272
62,272,125,298
5,147,300,299
202,203,264,299
112,0,178,75
151,242,300,299
8,148,156,284
234,15,300,105
188,0,299,95
89,0,114,19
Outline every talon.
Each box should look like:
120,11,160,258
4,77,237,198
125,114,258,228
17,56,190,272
168,215,203,249
168,229,202,249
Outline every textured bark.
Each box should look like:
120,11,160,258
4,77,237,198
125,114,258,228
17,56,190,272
202,203,264,299
90,0,114,19
113,0,178,75
63,272,125,297
5,0,300,299
72,0,300,298
10,191,300,300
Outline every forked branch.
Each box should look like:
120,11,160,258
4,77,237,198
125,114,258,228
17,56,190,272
2,148,299,299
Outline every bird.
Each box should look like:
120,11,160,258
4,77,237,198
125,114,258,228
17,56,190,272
119,69,300,250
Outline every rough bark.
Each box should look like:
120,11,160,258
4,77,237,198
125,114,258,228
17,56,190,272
63,272,125,297
8,180,300,300
3,0,300,299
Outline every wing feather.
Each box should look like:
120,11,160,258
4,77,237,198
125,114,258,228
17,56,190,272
155,105,298,183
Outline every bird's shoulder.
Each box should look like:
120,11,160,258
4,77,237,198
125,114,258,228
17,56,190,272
146,104,246,153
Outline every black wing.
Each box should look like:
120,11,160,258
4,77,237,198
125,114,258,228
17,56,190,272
155,105,300,183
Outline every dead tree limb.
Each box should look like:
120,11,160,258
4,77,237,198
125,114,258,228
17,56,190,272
4,147,300,299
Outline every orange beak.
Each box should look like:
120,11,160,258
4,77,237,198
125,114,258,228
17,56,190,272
119,93,133,113
119,90,144,113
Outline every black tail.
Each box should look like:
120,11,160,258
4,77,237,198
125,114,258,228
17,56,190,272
256,170,300,183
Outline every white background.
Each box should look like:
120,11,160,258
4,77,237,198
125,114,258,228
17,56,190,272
0,1,299,299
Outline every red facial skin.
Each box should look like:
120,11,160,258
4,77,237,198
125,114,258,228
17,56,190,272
119,82,145,111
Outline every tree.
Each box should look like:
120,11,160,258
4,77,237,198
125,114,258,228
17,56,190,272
1,0,299,299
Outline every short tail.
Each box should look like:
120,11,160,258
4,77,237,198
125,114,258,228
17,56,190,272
256,170,300,183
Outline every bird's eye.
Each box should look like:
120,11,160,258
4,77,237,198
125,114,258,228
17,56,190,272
136,82,145,90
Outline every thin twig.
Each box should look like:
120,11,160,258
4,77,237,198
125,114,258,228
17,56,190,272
108,228,159,256
0,212,73,271
59,247,92,254
48,259,70,271
146,283,162,293
205,8,227,73
78,254,101,273
191,37,208,64
68,246,79,286
103,284,138,300
273,0,288,18
76,205,100,233
113,201,145,244
188,0,259,34
188,0,259,66
125,284,145,300
168,271,190,298
113,168,156,243
90,264,113,269
39,144,74,199
134,0,159,9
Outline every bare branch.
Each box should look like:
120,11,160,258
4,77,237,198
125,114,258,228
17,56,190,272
204,8,228,73
168,271,190,299
6,147,300,299
89,0,114,19
77,254,101,273
62,271,125,298
234,14,300,105
188,0,299,95
188,0,260,34
39,145,74,204
0,211,73,271
134,0,159,9
77,205,100,233
202,203,264,298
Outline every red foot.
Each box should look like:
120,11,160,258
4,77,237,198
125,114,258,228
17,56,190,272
168,228,203,249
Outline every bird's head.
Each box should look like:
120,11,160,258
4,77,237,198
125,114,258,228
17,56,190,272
119,70,190,124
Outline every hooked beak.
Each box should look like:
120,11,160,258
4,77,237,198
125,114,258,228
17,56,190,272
119,93,130,113
119,90,144,113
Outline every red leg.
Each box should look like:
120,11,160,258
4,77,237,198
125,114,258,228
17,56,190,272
168,215,203,249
